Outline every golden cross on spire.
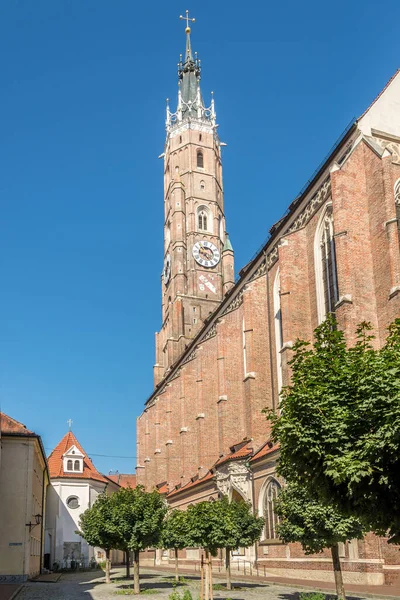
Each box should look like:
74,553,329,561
179,9,195,33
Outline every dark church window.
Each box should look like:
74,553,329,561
316,205,339,322
395,180,400,242
74,460,80,471
67,460,73,471
197,150,204,168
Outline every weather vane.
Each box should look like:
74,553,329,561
67,418,73,430
180,9,195,32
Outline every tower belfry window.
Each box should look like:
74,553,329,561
197,151,204,168
198,211,207,231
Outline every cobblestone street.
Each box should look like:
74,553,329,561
15,568,376,600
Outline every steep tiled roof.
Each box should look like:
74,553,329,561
106,473,136,488
167,470,215,498
1,412,33,435
250,441,279,463
214,440,253,467
48,431,107,484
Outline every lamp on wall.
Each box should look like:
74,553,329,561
26,514,42,531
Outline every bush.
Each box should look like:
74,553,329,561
299,593,326,600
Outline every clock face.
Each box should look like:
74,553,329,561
192,241,220,268
163,254,171,284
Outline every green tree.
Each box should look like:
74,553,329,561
186,497,264,596
275,483,364,600
267,316,400,542
116,486,167,594
78,493,119,584
160,509,190,581
211,497,264,590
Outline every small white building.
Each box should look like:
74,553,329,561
45,431,121,569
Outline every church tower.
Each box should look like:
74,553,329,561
154,13,234,385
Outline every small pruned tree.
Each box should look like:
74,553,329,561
116,486,167,594
78,493,119,584
275,483,364,600
160,509,190,582
210,496,264,590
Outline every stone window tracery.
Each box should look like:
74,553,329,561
315,204,339,322
263,479,281,541
395,179,400,240
273,269,283,396
197,205,212,233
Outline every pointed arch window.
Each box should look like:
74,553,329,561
67,460,73,471
273,269,283,395
315,204,339,323
263,479,281,541
197,150,204,169
395,179,400,242
197,205,212,233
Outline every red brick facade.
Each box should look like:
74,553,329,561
137,57,400,585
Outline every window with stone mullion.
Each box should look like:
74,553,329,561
321,215,339,315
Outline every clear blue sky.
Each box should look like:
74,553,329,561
1,0,399,475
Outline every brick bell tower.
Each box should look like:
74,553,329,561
154,12,234,386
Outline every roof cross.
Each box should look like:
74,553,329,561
179,9,195,31
67,418,73,430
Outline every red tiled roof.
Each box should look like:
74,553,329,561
1,412,33,435
167,470,215,498
106,473,136,488
214,440,253,467
250,441,279,462
48,431,108,484
156,482,169,495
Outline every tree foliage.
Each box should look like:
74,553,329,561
266,316,400,543
185,496,264,553
160,509,190,550
275,482,364,554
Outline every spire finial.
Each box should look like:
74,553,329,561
67,418,73,430
179,9,195,33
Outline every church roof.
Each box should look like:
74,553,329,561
48,431,108,483
0,412,33,435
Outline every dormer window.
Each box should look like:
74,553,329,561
63,445,84,474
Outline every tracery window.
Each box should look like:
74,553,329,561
273,269,283,395
264,479,281,541
395,179,400,241
197,150,204,169
315,204,339,322
197,205,211,232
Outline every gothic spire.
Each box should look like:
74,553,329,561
164,10,216,129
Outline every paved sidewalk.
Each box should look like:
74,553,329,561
14,567,377,600
0,585,22,600
148,564,400,599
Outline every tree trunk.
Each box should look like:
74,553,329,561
125,550,130,579
200,554,204,600
331,544,346,600
204,550,210,600
133,549,140,595
225,547,232,590
174,547,179,582
105,549,111,584
209,554,214,600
